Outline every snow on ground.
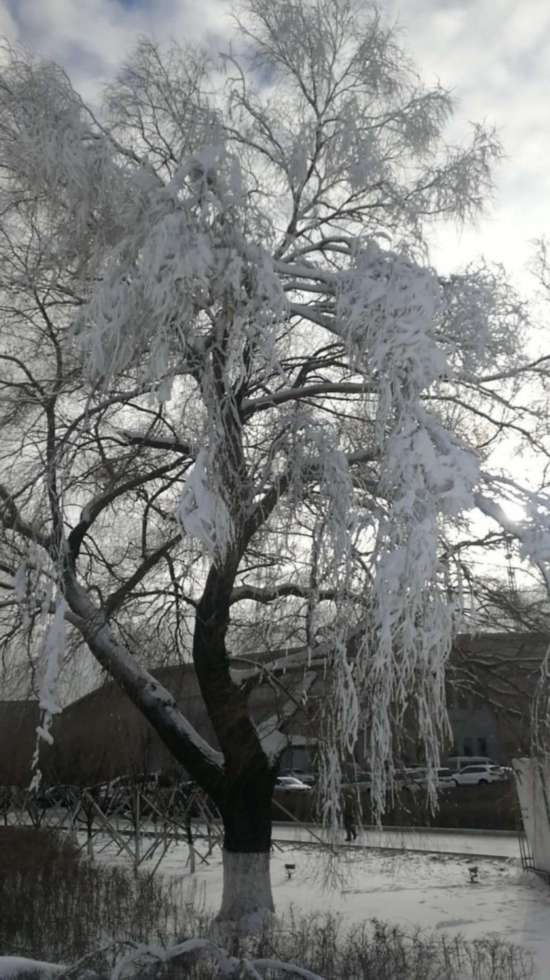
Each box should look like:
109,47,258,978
271,822,521,858
92,829,550,979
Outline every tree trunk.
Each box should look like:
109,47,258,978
192,566,278,927
217,775,274,927
218,850,273,927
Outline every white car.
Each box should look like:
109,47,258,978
436,768,455,787
451,764,505,786
275,776,311,791
401,767,454,788
279,769,316,786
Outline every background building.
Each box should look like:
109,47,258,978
1,632,547,785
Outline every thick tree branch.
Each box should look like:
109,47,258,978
230,583,337,605
241,381,372,416
104,533,182,615
117,429,193,455
288,302,336,332
68,458,185,565
0,485,51,551
62,568,224,794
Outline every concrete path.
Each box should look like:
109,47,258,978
271,821,521,859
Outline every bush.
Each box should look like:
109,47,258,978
0,830,533,979
43,912,533,980
261,914,534,980
0,826,81,874
0,828,184,963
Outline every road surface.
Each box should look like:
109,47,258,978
271,821,520,859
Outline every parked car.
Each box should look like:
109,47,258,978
279,769,316,786
344,773,372,788
436,768,455,787
45,784,80,808
275,776,311,791
89,776,133,814
394,769,415,787
398,768,454,788
90,772,166,812
451,764,506,786
404,767,427,782
446,756,498,772
341,767,371,789
30,784,79,809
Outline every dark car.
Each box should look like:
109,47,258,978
342,770,372,788
48,784,80,808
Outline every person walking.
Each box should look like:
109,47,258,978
343,792,358,842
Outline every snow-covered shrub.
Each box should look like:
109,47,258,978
0,911,534,980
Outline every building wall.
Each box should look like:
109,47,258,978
33,664,313,785
447,704,501,763
0,701,40,785
2,631,547,785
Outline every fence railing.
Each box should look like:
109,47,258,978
0,782,222,874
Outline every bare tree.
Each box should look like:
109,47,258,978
1,0,550,924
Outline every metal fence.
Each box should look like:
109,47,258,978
0,782,222,874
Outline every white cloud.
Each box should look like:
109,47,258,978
1,0,232,99
0,0,547,289
0,2,16,38
384,0,550,287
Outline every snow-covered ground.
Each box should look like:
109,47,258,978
1,826,549,978
271,822,521,858
91,833,550,979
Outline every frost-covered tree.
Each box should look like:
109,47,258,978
1,0,550,925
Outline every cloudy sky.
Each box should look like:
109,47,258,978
1,0,548,292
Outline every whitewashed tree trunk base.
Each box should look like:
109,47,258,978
216,850,274,931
